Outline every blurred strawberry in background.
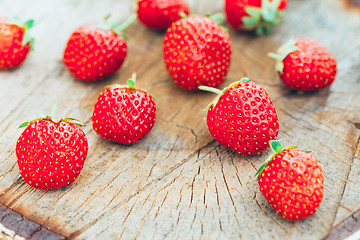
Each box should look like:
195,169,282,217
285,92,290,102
137,0,190,30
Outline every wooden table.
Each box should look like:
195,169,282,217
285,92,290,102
0,0,359,239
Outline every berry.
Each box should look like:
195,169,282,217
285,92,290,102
0,17,34,69
225,0,287,35
269,38,337,91
137,0,190,30
199,78,279,155
16,107,88,189
163,14,232,91
92,72,156,144
256,141,324,221
63,15,136,81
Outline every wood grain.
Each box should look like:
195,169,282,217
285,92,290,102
0,0,359,239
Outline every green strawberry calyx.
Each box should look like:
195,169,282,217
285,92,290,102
107,72,137,89
268,38,298,74
18,104,85,129
6,16,35,49
199,77,250,111
242,0,284,35
255,140,297,179
106,72,156,100
179,13,228,32
97,13,137,40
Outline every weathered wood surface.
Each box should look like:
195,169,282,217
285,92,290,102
0,0,359,239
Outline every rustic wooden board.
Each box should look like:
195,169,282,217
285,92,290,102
0,0,359,239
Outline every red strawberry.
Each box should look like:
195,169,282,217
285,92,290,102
63,15,136,81
137,0,190,30
16,107,88,189
163,14,232,91
92,72,156,144
268,38,337,91
256,141,324,221
199,78,279,155
225,0,287,35
0,17,34,69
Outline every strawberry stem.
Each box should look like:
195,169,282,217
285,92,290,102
127,72,136,89
50,104,58,119
114,14,137,33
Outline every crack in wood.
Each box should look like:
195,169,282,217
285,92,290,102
331,134,360,230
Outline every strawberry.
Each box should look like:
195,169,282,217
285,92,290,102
16,106,88,189
137,0,190,30
268,38,337,91
92,72,156,144
63,15,136,81
256,141,324,221
163,14,232,91
225,0,287,35
199,78,279,155
0,17,34,70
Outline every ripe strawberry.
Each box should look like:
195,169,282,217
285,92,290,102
256,141,324,221
199,78,279,155
92,72,156,144
63,15,136,81
16,107,88,189
137,0,190,30
0,17,34,69
225,0,287,35
268,38,337,91
163,14,232,91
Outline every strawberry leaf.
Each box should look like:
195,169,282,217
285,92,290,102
62,118,86,127
269,38,298,73
261,0,281,22
255,155,272,179
22,32,34,49
23,19,34,30
243,7,261,30
220,26,228,32
270,140,283,154
18,121,29,129
209,13,224,25
120,33,129,41
198,86,222,95
104,14,111,22
179,12,188,19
